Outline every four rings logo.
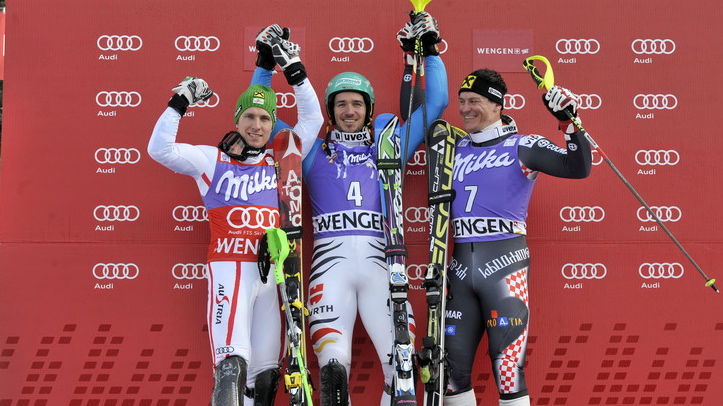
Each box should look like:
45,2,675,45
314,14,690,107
634,94,677,110
636,206,681,222
95,148,141,164
635,150,680,166
96,91,142,107
93,263,140,279
276,92,297,108
405,207,430,223
97,35,143,51
227,207,278,229
173,205,208,222
172,263,208,280
406,264,426,281
561,263,607,279
94,205,140,222
556,39,600,54
193,93,220,108
578,94,602,110
175,36,220,52
504,94,525,110
638,262,684,279
632,39,676,55
329,37,374,53
559,206,605,222
408,150,426,167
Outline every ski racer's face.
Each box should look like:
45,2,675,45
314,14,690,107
458,91,502,133
332,91,367,133
235,106,273,148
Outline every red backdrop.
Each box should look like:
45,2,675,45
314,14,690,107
1,1,721,405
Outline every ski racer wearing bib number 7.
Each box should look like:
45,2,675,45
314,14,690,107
147,32,323,406
251,13,448,406
441,69,592,406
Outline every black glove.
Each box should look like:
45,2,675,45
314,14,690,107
255,24,290,70
272,37,307,86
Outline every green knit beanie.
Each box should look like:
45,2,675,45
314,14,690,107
234,84,276,126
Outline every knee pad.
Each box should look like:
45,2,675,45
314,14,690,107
212,356,247,406
250,366,281,406
320,359,348,406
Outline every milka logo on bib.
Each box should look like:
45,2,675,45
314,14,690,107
216,169,276,201
453,149,515,182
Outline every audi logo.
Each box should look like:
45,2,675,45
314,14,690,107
173,205,208,222
405,207,430,223
635,150,680,166
193,93,220,108
556,39,600,54
633,94,678,110
227,207,278,229
636,206,681,222
561,263,607,279
631,39,676,55
408,150,426,167
329,37,374,53
93,263,140,279
175,35,220,52
559,206,605,222
437,39,448,55
406,264,426,281
95,148,141,164
638,262,684,279
172,263,208,280
97,35,143,51
96,91,142,107
577,94,602,110
94,205,140,222
503,94,525,110
276,92,297,108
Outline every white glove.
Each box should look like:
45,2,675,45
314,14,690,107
544,85,580,120
271,38,307,85
271,38,301,70
172,77,213,105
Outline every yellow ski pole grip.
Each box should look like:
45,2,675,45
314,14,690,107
523,55,555,90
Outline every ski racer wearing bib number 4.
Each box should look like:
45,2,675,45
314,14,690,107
442,69,592,406
147,33,323,406
252,13,448,406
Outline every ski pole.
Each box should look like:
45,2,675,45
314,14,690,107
401,0,433,188
523,55,719,294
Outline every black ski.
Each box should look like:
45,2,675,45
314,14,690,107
418,120,459,406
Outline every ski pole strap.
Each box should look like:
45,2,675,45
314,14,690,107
385,244,408,257
281,226,303,240
377,158,401,170
428,189,456,205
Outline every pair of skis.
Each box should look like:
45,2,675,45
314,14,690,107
377,115,458,406
263,129,314,406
